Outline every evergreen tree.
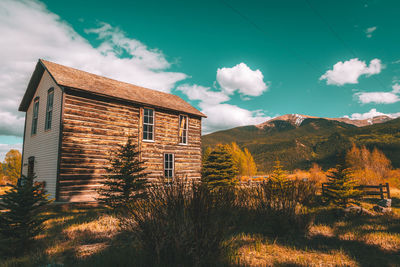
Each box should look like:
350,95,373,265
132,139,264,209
97,136,148,208
202,144,238,188
325,164,362,208
269,160,288,183
0,175,50,256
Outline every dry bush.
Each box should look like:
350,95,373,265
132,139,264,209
238,179,317,236
122,179,235,267
387,169,400,189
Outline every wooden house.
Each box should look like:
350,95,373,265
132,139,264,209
19,59,205,202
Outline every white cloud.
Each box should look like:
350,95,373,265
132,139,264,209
0,0,187,137
216,63,268,96
355,83,400,104
0,143,22,161
365,26,377,38
201,103,271,134
177,83,270,134
392,83,400,94
345,108,400,120
355,92,400,104
0,112,25,137
176,84,230,105
320,58,382,86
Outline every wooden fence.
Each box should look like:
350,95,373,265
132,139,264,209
322,182,390,199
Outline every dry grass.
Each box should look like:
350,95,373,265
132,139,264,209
1,191,400,266
228,192,400,267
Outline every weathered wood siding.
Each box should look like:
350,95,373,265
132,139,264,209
59,90,202,202
21,71,63,200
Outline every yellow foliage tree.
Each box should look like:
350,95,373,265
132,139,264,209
3,149,22,184
345,144,392,185
225,142,257,177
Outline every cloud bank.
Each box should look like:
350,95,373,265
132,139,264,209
0,0,187,139
345,108,400,120
320,58,382,86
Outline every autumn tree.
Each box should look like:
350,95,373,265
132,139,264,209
202,144,238,188
97,137,148,209
226,142,257,177
345,144,392,184
2,150,22,185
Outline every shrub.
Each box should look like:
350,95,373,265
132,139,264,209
253,179,315,235
0,175,51,256
123,178,235,266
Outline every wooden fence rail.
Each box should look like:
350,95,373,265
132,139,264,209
322,182,390,199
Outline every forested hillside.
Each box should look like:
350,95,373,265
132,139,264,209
203,117,400,172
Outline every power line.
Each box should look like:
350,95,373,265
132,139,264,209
304,0,388,90
219,0,322,74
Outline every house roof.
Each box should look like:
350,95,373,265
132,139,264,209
19,59,206,117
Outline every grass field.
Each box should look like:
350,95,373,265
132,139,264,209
1,191,400,267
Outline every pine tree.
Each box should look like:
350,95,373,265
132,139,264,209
325,164,362,208
202,144,238,188
0,175,50,256
269,160,288,183
97,136,148,208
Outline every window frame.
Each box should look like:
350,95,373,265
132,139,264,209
31,97,40,135
178,114,189,145
164,153,174,181
27,156,35,179
142,107,155,142
45,87,54,131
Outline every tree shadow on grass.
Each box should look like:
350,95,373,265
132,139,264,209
228,206,400,267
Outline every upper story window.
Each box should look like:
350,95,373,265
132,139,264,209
179,115,188,144
31,97,39,135
45,88,54,130
143,108,154,141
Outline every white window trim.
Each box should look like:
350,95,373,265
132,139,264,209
164,153,174,181
178,114,188,145
31,97,40,136
142,107,155,141
45,88,54,131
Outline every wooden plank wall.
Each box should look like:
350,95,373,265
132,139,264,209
58,90,202,202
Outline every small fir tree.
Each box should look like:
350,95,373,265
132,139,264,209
97,136,148,208
269,160,288,183
325,164,362,208
0,175,51,256
202,144,239,188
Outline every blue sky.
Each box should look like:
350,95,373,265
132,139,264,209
0,0,399,159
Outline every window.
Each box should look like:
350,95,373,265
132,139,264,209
164,153,174,180
143,108,154,141
45,88,54,130
31,97,39,135
28,156,35,179
179,115,188,144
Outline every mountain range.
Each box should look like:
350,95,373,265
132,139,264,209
202,114,400,172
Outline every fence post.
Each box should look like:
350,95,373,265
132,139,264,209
379,184,384,199
386,183,390,199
